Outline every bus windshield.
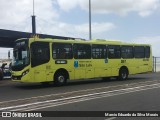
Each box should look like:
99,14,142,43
12,39,30,71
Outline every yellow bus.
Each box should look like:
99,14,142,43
11,37,152,85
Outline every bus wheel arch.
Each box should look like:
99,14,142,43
54,68,69,86
118,66,129,80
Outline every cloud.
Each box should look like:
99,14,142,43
0,0,116,42
57,0,160,17
37,21,116,39
76,22,115,34
0,0,59,31
0,0,159,60
132,36,160,56
57,0,79,12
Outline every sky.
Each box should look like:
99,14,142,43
0,0,160,58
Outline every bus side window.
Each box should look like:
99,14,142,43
31,42,50,67
92,44,107,59
134,46,145,58
121,46,134,59
73,44,91,59
108,45,121,59
52,43,73,59
145,46,150,58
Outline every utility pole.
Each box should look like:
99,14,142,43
32,0,36,34
89,0,92,40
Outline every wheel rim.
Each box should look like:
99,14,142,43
122,71,127,79
58,75,65,83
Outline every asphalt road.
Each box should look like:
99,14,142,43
0,73,160,102
0,72,159,102
41,86,160,120
0,72,160,120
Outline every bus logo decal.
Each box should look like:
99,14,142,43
74,61,79,68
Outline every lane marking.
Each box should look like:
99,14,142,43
1,83,160,111
0,79,159,104
105,117,117,120
20,84,160,111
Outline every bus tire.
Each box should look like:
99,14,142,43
54,72,67,86
118,68,128,80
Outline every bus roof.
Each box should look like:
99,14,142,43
28,38,151,46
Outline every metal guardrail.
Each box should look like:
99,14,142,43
153,56,160,72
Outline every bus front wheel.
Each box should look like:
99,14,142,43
54,72,67,86
118,68,128,80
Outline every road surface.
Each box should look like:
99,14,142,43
0,72,160,120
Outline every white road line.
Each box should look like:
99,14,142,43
1,83,160,111
105,117,117,120
21,84,160,111
0,79,159,104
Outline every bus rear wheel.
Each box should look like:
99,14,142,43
54,72,67,86
118,68,128,80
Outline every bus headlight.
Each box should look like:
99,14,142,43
22,69,29,76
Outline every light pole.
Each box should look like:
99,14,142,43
89,0,92,40
32,0,36,34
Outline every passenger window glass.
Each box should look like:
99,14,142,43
108,45,121,59
92,45,107,59
134,46,145,58
121,46,133,58
31,42,50,67
52,43,73,59
145,46,150,58
73,44,91,59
